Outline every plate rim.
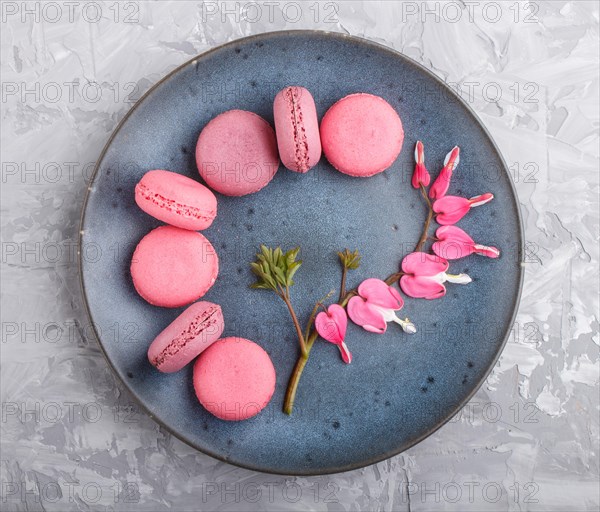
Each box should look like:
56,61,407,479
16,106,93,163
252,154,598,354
78,29,525,476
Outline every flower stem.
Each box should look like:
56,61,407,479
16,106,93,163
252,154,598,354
283,330,318,414
339,266,348,302
384,272,405,285
280,288,307,358
415,184,434,253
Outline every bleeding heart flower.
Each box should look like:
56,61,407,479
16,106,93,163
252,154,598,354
400,252,472,299
347,279,416,334
412,140,430,189
433,225,500,260
315,304,352,363
429,146,460,199
433,193,494,225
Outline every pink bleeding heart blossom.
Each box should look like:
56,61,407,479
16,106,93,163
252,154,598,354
429,146,460,200
433,225,500,260
315,304,352,363
347,279,416,334
433,193,494,225
400,252,472,299
412,140,430,189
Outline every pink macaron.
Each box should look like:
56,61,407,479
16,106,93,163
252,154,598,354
135,170,217,231
193,337,276,421
147,301,224,373
273,86,322,173
320,93,404,177
131,226,218,308
196,110,280,196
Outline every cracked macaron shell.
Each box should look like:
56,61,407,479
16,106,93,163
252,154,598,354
135,170,217,231
148,301,225,373
273,86,322,173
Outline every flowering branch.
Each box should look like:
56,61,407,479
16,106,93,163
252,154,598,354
283,260,413,415
254,141,499,416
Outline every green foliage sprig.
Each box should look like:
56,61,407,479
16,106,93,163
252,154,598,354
250,245,302,292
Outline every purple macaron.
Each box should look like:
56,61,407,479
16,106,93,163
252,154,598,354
147,301,224,373
273,86,322,173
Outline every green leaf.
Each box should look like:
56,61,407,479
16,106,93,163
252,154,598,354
263,274,277,289
272,265,286,286
286,247,300,266
250,282,271,290
250,244,302,293
338,248,361,270
286,261,302,286
273,247,283,267
348,254,361,270
250,262,264,275
260,245,272,265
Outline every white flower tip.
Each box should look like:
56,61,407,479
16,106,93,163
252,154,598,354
489,246,500,256
444,146,460,169
339,341,352,364
402,320,417,334
414,141,424,163
446,273,472,284
469,193,494,207
474,245,501,258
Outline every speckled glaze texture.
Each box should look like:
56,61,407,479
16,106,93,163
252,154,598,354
2,1,598,510
81,31,522,474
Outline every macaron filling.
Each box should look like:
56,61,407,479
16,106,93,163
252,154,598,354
285,87,311,172
136,182,215,222
150,304,222,369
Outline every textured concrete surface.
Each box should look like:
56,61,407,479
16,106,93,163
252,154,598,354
1,1,598,511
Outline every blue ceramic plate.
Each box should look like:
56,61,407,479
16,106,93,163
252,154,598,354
80,31,523,475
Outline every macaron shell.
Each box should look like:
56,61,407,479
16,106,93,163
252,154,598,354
135,170,217,231
320,93,404,177
273,86,322,173
131,226,218,308
193,337,276,421
147,301,225,373
196,110,280,196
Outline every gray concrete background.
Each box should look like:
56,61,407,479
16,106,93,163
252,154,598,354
1,1,598,510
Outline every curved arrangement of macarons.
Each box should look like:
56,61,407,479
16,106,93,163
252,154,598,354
128,87,404,421
193,88,404,196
